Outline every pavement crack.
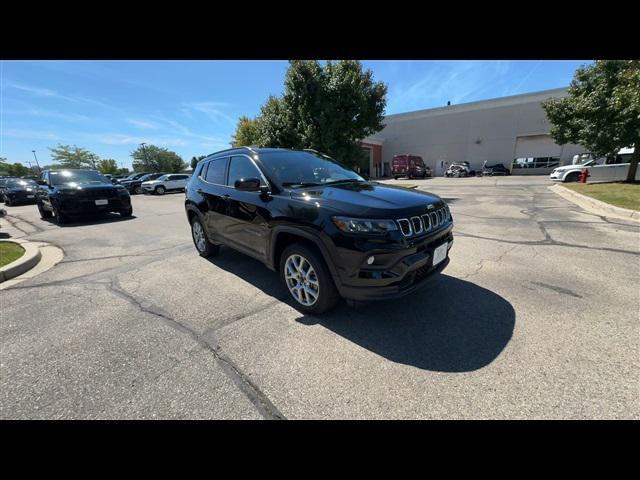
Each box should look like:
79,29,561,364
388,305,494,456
105,277,285,420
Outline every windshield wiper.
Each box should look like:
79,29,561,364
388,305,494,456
281,182,322,188
322,179,366,186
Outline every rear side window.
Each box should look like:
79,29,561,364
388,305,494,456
227,156,265,187
205,159,227,185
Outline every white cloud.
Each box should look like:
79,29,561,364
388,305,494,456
5,81,115,110
4,107,89,122
3,128,60,140
386,61,512,113
181,101,235,125
127,119,161,129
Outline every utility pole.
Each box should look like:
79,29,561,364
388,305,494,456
31,150,42,172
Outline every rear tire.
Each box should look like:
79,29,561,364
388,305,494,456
190,216,220,258
280,243,340,315
119,206,133,217
4,197,12,206
134,186,143,195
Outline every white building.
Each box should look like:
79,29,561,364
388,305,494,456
361,87,585,178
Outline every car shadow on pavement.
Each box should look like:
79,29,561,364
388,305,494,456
296,274,515,373
43,213,137,227
207,247,515,373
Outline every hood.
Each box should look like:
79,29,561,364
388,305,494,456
56,182,121,193
554,164,586,172
289,181,444,217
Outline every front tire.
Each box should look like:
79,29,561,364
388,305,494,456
565,172,581,182
4,196,12,206
191,216,220,258
155,186,166,195
38,202,53,219
280,243,340,314
51,202,69,224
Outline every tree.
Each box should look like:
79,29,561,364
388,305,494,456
190,155,207,169
231,116,262,147
0,162,31,177
49,144,100,169
230,60,388,168
542,60,640,182
96,159,120,174
130,144,186,173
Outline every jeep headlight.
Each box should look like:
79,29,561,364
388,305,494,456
332,216,398,234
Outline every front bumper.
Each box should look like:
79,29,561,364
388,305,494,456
58,195,130,214
5,192,37,203
333,226,454,302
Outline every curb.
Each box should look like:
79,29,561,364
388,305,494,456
549,184,640,222
0,239,42,283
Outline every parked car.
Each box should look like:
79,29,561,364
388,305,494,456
35,169,133,224
122,172,167,195
142,173,190,195
392,154,431,179
550,148,636,182
481,162,510,176
185,147,453,314
445,162,473,177
1,178,39,206
117,172,150,185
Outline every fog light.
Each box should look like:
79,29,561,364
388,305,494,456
367,256,375,265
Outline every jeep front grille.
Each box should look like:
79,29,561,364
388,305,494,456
398,218,412,236
397,206,451,237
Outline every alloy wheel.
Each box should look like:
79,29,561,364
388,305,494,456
284,254,320,306
192,220,207,252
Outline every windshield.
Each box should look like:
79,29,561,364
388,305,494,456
154,175,169,181
258,151,365,188
50,170,109,186
7,179,38,188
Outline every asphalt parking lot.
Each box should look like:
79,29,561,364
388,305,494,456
1,177,638,419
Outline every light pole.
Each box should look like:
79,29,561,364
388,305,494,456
31,150,42,172
139,142,150,171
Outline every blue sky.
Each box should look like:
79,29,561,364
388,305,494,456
1,60,591,169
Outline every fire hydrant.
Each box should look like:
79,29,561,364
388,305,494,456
579,168,589,183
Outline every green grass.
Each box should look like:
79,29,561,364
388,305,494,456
0,242,25,268
562,182,640,211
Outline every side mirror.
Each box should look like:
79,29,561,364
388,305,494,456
36,180,47,186
234,178,261,192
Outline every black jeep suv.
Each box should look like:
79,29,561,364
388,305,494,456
35,169,133,224
185,148,453,314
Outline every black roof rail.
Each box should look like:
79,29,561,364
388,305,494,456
303,148,334,159
204,146,261,159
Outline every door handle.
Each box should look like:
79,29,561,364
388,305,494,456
222,194,231,199
196,188,204,194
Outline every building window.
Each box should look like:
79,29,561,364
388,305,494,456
512,156,560,169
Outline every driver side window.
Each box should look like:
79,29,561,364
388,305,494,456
227,156,266,188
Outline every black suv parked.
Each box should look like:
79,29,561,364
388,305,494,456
185,147,453,314
35,169,133,224
481,162,511,176
121,172,166,194
1,178,38,206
